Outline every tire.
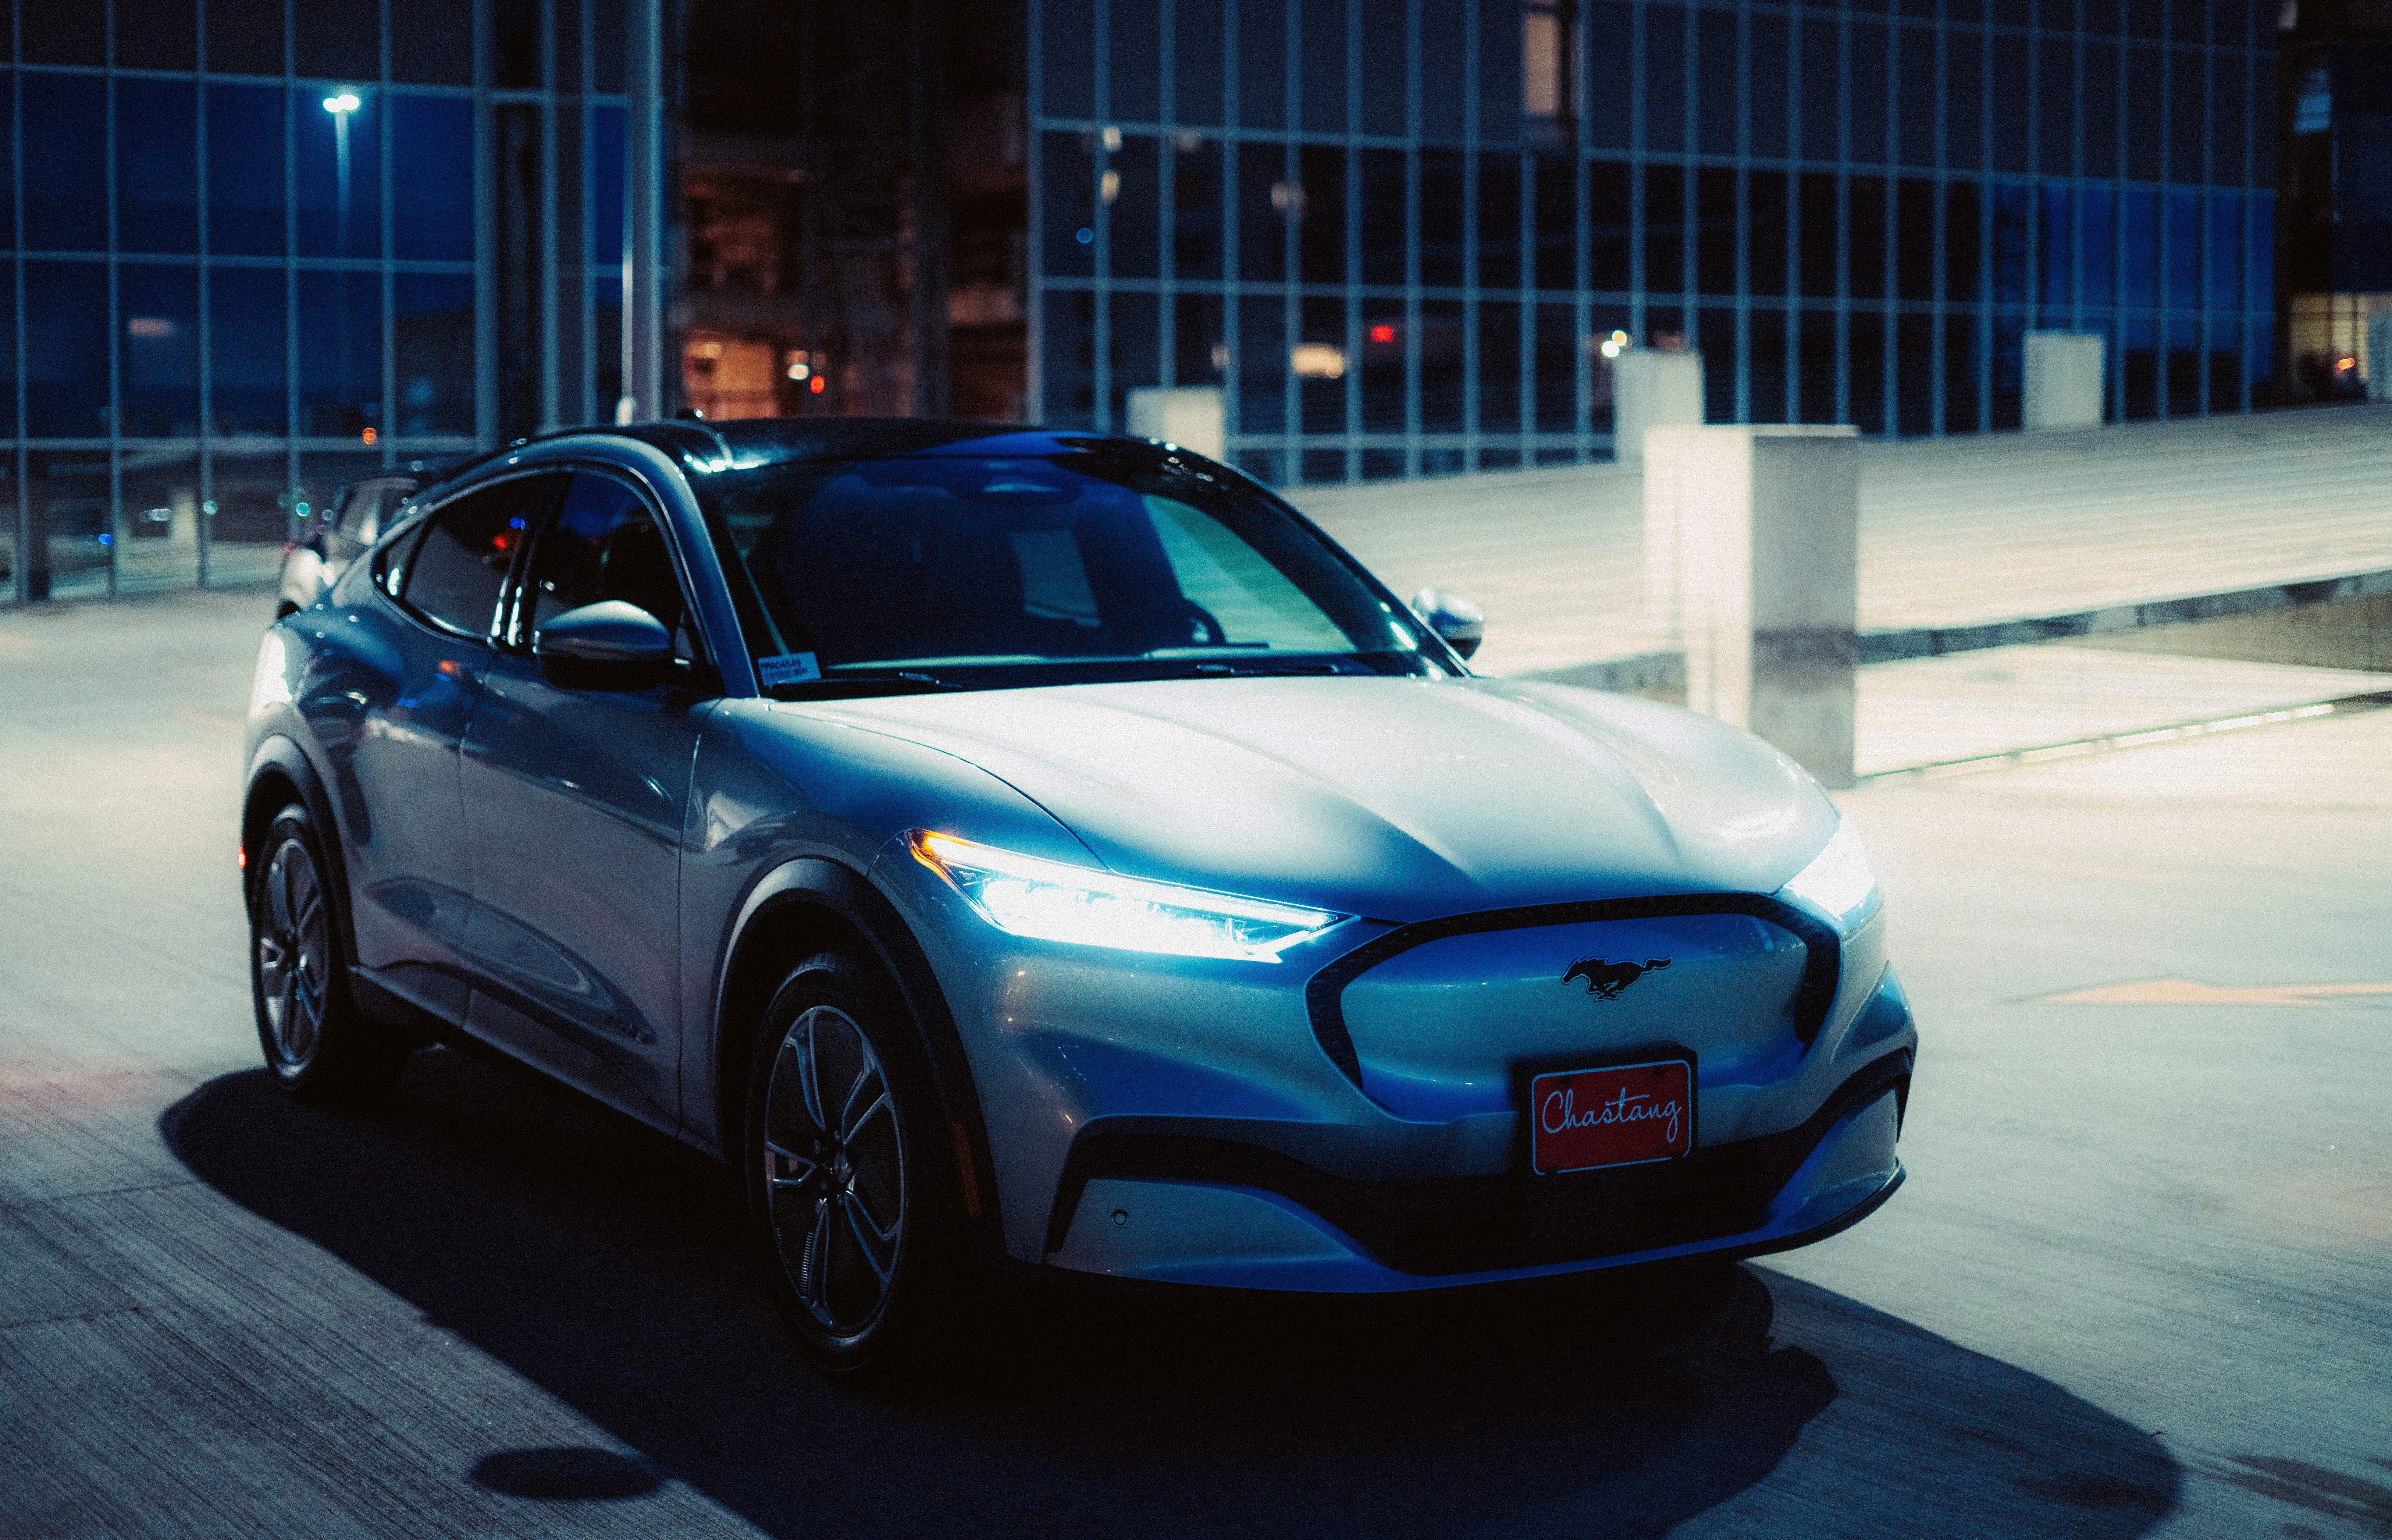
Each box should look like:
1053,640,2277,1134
248,802,407,1105
744,950,968,1382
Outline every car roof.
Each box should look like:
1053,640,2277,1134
410,418,1189,505
613,417,1159,472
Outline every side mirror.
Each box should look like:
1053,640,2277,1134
534,600,676,690
1410,588,1485,661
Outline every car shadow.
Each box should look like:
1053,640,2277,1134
163,1052,2180,1538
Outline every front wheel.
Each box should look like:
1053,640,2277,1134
249,802,406,1104
745,951,968,1382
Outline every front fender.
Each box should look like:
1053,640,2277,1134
701,853,1006,1258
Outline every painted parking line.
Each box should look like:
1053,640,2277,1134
2036,979,2392,1007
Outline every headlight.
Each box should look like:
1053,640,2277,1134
909,831,1347,962
1781,815,1880,928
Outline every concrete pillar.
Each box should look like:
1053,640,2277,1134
1645,425,1861,788
2368,310,2392,404
169,487,199,544
618,0,666,423
1611,350,1704,465
1124,386,1228,463
2022,331,2105,429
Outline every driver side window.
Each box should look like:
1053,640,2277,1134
523,473,701,662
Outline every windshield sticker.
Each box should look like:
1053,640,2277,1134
757,652,822,686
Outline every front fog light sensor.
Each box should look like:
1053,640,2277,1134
908,831,1346,962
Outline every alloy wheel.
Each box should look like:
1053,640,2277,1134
255,836,329,1071
762,1005,906,1333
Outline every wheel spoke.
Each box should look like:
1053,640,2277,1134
840,1194,896,1283
839,1078,888,1145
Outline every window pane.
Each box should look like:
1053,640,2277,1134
1420,151,1464,289
1044,132,1100,278
119,446,203,593
404,480,547,637
1299,144,1346,288
1043,0,1095,118
24,76,107,252
1176,0,1226,126
117,80,200,255
590,106,627,266
1239,0,1285,130
205,2,282,74
1478,154,1520,290
529,474,687,639
1534,156,1575,292
1358,149,1406,287
1644,10,1683,153
210,268,288,435
2122,189,2157,307
25,263,109,437
392,0,475,83
1111,134,1161,281
1645,165,1685,297
119,265,200,437
298,271,383,437
2081,186,2115,308
1588,161,1630,291
207,85,286,258
2167,189,2199,311
296,88,382,260
2207,194,2241,311
1174,137,1226,282
394,275,476,435
392,96,475,262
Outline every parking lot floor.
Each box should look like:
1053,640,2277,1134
2,586,2387,1538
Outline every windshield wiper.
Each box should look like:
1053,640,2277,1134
1167,661,1348,679
765,669,965,700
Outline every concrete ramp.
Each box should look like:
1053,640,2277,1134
1288,404,2392,683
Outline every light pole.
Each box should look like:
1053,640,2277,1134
322,94,361,454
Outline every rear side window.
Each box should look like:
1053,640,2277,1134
340,480,414,541
398,476,556,639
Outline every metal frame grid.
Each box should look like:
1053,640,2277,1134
2,0,632,605
1026,0,2276,488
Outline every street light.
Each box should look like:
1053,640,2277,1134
322,93,362,457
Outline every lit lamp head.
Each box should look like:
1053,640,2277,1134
322,93,361,115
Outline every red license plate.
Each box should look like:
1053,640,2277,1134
1529,1059,1694,1175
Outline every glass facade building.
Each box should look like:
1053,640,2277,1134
1028,0,2279,487
1,0,641,604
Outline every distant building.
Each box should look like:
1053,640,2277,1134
2276,0,2392,400
0,0,2289,605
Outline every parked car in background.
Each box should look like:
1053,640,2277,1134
273,474,420,617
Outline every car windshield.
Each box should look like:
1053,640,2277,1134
701,451,1450,695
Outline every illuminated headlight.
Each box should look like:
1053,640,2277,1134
909,831,1347,962
1781,815,1880,928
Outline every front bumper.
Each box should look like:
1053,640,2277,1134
878,844,1916,1283
1044,1052,1907,1290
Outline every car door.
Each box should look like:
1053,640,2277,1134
336,471,563,1026
456,467,719,1131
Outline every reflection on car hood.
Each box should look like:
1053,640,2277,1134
793,676,1838,923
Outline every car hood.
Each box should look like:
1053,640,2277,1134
786,676,1838,923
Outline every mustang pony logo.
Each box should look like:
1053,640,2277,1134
1561,956,1671,999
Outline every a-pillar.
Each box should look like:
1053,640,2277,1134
1644,424,1861,788
1124,386,1228,463
2022,331,2105,429
1610,350,1704,465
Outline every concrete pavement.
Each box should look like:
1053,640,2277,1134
2,586,2387,1538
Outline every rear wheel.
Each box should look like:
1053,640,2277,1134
745,951,967,1382
249,802,406,1104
